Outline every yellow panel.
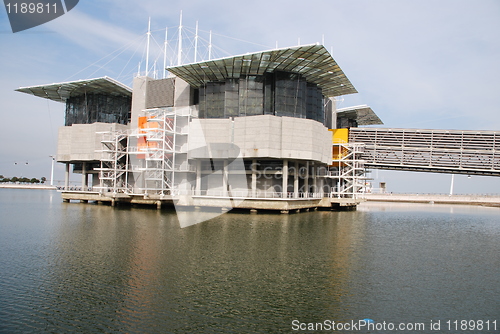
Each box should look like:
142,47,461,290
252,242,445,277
329,128,349,167
330,128,349,144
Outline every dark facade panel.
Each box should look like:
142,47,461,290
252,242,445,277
146,78,175,109
65,93,131,126
238,76,264,117
274,72,307,119
197,71,325,124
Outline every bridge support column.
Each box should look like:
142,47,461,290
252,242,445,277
65,163,70,190
82,162,88,191
282,159,288,198
251,159,257,197
294,161,299,198
222,160,228,197
312,163,317,195
304,161,309,195
92,173,98,189
195,160,201,195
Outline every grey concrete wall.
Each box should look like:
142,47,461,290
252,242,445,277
188,118,234,159
57,123,128,162
174,77,192,107
188,115,332,164
130,76,149,129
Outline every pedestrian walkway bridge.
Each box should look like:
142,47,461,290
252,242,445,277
349,128,500,176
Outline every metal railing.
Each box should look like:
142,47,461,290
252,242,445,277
349,127,500,175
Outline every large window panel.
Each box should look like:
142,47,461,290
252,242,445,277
225,79,239,117
197,71,324,124
306,83,324,123
65,93,131,125
201,82,225,118
239,76,264,116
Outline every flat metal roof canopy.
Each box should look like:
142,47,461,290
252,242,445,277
336,105,383,125
168,44,357,97
16,76,132,103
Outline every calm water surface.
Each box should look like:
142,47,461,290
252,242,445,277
0,189,499,333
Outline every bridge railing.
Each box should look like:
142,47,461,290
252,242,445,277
349,127,500,175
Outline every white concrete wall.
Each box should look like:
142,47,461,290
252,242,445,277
188,118,235,159
57,123,128,162
174,77,191,107
130,76,149,129
188,115,331,164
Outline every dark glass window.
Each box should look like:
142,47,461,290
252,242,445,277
239,76,264,116
264,73,274,115
274,72,307,119
200,82,225,118
197,71,325,125
306,83,324,123
65,93,131,126
225,79,239,117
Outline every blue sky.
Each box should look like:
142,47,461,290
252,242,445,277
1,0,500,193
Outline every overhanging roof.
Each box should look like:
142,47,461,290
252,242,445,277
16,76,132,103
168,44,357,97
336,105,383,125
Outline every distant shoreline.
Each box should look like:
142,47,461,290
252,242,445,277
365,193,500,208
0,184,57,190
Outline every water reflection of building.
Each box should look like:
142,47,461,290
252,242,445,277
16,44,382,212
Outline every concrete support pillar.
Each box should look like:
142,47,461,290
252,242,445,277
81,162,87,191
304,161,309,197
223,160,228,196
282,159,288,198
195,160,201,195
294,161,299,198
251,159,257,197
65,163,70,190
92,173,98,189
319,177,324,197
312,163,317,197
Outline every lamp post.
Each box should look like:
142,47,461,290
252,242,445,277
49,155,55,186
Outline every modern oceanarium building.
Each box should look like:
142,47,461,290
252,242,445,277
17,43,384,212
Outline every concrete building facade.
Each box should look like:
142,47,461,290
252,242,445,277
17,44,383,212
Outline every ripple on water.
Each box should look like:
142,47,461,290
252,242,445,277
0,190,499,333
